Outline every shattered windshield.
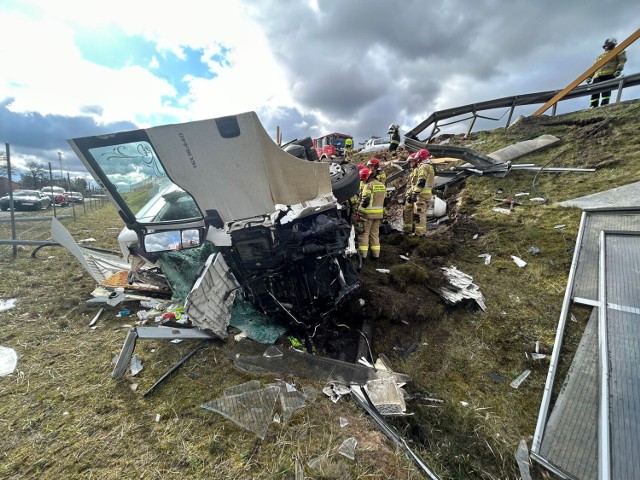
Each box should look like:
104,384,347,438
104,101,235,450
87,141,201,223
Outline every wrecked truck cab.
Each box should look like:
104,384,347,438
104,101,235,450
68,111,360,335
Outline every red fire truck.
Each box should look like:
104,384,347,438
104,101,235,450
312,133,353,160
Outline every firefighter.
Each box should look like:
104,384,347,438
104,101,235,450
586,37,627,108
356,167,386,260
366,157,386,184
349,166,370,226
388,124,401,157
345,137,354,160
403,149,434,236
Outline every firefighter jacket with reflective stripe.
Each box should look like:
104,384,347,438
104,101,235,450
589,50,627,79
409,162,434,196
358,179,386,219
390,130,400,148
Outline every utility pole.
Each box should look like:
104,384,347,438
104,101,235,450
58,150,63,183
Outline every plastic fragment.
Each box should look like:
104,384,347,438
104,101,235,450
0,346,18,376
478,253,491,265
337,437,357,460
400,255,410,261
473,234,479,240
492,207,511,215
510,370,531,389
530,353,546,361
554,224,566,230
155,414,161,422
0,298,17,312
375,268,390,274
511,256,527,267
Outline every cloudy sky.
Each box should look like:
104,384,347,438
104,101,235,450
1,0,638,180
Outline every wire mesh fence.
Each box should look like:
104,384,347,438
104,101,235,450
0,196,110,257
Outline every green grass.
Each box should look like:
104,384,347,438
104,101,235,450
1,101,639,479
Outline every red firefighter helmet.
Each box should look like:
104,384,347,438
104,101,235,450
367,157,380,169
359,167,371,181
417,149,431,161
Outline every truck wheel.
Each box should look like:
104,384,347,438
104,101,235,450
329,162,359,203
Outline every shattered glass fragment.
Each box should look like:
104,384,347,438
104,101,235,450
130,354,143,376
307,455,324,470
340,417,349,428
337,437,357,460
223,380,262,397
515,439,533,480
527,246,541,254
280,389,307,422
263,346,284,358
273,413,281,423
478,253,491,265
201,385,280,439
301,386,318,403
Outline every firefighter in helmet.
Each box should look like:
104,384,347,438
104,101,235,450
366,157,386,185
404,149,435,236
356,167,387,260
388,124,401,157
349,166,370,226
345,137,354,160
586,37,627,108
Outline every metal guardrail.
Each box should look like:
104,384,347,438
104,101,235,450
405,72,640,142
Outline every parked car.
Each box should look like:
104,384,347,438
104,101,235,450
65,191,84,203
67,111,361,339
41,186,68,206
0,189,52,211
361,136,391,154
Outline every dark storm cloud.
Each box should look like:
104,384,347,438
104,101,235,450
0,98,136,176
245,0,640,143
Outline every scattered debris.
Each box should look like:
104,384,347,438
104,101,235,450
263,346,284,358
130,354,143,376
339,417,349,428
478,253,491,265
364,378,407,415
0,298,17,312
511,256,527,268
527,246,541,254
438,267,486,311
492,207,512,215
530,197,546,202
510,370,531,389
530,353,547,361
400,255,410,261
487,372,506,383
337,437,357,461
473,234,479,240
515,192,529,197
515,439,533,480
0,346,18,376
554,224,567,230
375,268,391,274
88,308,103,327
201,385,281,439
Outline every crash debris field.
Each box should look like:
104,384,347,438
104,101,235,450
1,101,640,479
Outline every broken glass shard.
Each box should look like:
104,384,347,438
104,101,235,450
201,385,280,439
263,346,284,358
0,299,17,312
339,417,349,428
301,386,318,403
337,437,357,460
130,354,143,376
280,389,307,422
223,380,262,397
515,439,532,480
295,460,304,480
